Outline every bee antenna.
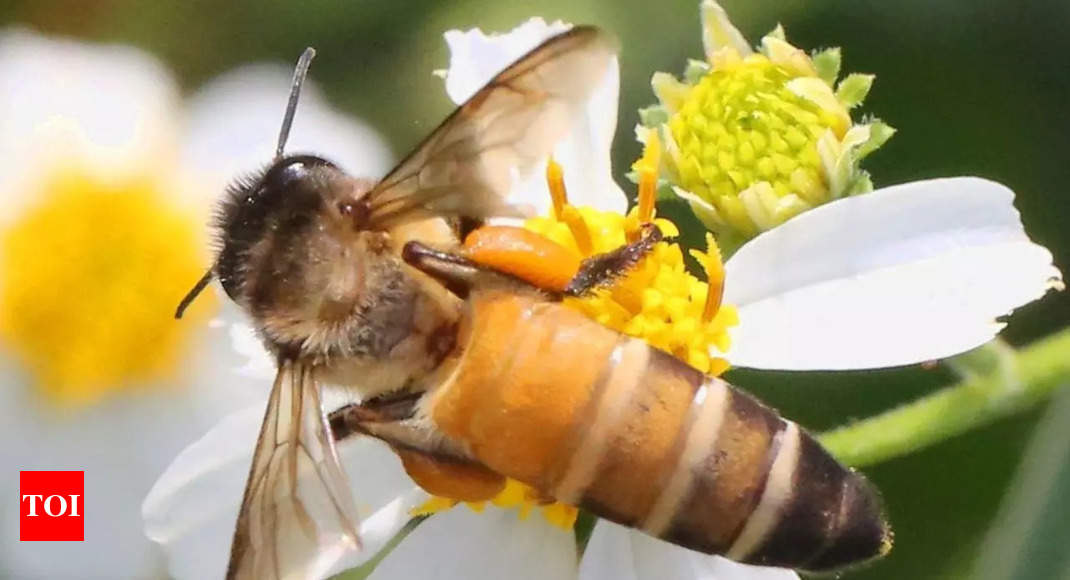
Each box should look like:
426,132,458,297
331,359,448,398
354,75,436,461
276,47,316,159
175,268,215,319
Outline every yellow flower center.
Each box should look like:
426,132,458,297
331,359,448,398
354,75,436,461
412,479,580,530
0,166,216,406
670,54,844,238
413,140,738,529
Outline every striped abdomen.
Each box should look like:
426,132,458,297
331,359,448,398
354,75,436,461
426,290,890,572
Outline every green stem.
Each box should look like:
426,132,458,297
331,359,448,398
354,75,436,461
819,329,1070,467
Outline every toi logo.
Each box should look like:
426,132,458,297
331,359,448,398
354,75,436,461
19,471,84,541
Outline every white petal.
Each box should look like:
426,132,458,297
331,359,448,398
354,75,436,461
0,29,181,224
227,320,276,380
442,19,626,215
326,488,429,578
724,178,1063,370
443,19,571,105
580,521,797,580
143,402,417,579
0,305,260,579
370,507,577,580
183,65,393,195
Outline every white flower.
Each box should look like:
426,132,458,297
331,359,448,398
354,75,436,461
140,15,1063,580
143,405,426,579
721,176,1062,370
0,29,390,579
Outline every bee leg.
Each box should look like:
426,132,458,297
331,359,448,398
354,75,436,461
328,393,475,464
328,394,506,502
394,449,507,502
402,240,533,299
564,222,663,297
328,392,422,441
405,222,663,300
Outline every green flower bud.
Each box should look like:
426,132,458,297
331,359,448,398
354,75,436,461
640,0,894,247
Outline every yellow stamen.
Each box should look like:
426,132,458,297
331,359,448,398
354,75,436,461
546,158,568,218
541,503,579,529
632,131,662,226
545,160,595,255
699,233,725,323
412,478,576,530
560,206,595,256
528,161,738,377
411,495,459,516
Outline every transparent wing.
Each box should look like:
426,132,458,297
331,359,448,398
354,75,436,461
362,26,617,228
227,360,361,580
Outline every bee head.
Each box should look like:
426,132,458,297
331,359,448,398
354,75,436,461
214,154,348,302
174,47,330,320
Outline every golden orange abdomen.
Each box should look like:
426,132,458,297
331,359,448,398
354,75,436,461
426,289,891,573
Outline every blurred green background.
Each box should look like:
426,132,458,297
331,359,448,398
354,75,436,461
3,0,1068,578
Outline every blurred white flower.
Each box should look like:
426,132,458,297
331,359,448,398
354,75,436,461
139,14,1063,580
0,29,391,579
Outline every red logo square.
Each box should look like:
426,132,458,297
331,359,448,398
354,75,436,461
19,471,84,541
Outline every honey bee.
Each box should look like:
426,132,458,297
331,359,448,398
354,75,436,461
335,227,892,574
176,26,890,580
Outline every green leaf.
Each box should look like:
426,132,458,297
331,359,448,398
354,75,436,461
970,385,1070,580
574,510,598,557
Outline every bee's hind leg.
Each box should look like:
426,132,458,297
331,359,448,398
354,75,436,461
328,392,422,442
328,393,507,502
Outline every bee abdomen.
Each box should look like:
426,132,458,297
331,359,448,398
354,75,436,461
432,294,889,571
550,345,890,572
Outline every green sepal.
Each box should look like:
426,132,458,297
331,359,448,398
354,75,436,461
683,59,711,84
845,170,874,197
857,119,896,159
836,73,875,108
811,46,842,85
638,104,669,128
767,23,787,41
